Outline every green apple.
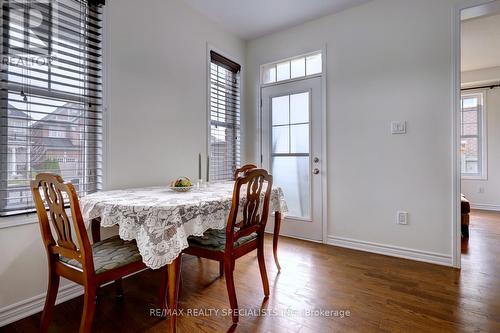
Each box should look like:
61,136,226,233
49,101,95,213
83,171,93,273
175,177,192,187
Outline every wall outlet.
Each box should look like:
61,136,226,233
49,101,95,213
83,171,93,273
391,121,406,134
397,211,408,225
478,187,484,194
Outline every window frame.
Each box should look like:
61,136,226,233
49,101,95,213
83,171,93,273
460,90,487,180
260,50,323,86
0,0,108,226
206,45,242,182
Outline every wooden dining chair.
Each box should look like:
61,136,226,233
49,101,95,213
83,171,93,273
183,168,273,324
31,173,155,333
233,163,257,180
235,163,282,273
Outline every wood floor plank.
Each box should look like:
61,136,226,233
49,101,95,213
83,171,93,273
1,209,499,332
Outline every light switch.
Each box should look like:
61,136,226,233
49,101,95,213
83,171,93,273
391,121,406,134
397,211,408,225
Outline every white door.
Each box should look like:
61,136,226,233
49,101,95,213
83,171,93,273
261,77,323,241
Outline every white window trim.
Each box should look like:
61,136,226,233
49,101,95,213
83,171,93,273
461,90,487,180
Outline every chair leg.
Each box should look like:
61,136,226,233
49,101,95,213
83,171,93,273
224,259,239,324
219,260,224,278
257,239,270,297
115,278,124,298
40,270,60,333
273,211,282,272
79,284,97,333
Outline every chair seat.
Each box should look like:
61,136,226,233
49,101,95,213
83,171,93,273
188,228,257,252
59,235,142,274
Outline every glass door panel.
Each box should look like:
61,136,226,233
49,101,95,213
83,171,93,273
272,156,310,218
270,92,311,219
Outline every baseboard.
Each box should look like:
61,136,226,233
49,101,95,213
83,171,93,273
327,236,453,267
470,203,500,211
0,282,83,327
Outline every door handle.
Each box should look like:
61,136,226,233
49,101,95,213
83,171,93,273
313,168,320,175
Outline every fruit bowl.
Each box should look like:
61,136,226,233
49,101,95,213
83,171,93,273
170,186,193,192
169,176,193,192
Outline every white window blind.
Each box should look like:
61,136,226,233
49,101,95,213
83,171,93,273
0,0,104,216
460,92,486,178
209,51,240,181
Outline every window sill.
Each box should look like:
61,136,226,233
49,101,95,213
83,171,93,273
0,213,39,229
461,175,487,181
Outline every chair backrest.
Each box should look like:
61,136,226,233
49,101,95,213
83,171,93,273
31,173,93,272
233,164,257,180
226,168,273,249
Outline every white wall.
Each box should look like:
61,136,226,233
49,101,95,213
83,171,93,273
106,0,245,189
0,0,245,322
462,66,500,84
245,0,459,260
461,67,500,209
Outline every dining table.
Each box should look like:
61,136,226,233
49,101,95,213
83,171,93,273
79,181,287,332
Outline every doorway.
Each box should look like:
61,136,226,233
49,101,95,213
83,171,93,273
455,0,500,267
261,76,323,241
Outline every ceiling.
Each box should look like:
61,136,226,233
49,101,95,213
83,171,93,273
181,0,372,40
462,13,500,71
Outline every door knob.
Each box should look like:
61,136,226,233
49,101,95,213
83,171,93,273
313,168,320,175
313,157,320,163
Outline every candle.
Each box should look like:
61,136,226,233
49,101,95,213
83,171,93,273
198,153,202,180
206,156,210,182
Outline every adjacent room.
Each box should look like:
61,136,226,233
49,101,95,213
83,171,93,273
0,0,499,332
460,3,500,259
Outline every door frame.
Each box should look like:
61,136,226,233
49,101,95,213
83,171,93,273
258,45,328,244
451,0,497,268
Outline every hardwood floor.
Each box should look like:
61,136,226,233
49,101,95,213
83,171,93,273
2,210,500,332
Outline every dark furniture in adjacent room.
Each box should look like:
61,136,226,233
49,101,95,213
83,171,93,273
461,194,470,238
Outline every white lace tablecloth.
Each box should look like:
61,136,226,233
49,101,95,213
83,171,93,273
80,182,287,269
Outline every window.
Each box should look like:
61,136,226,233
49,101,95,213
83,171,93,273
261,51,322,84
460,92,486,179
48,127,66,138
0,0,104,215
209,51,241,181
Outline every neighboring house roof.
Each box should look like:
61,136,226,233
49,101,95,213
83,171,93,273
7,103,31,119
31,102,84,128
39,137,79,150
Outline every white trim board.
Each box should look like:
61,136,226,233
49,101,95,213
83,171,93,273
327,236,453,267
470,203,500,211
451,0,499,269
0,283,83,327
